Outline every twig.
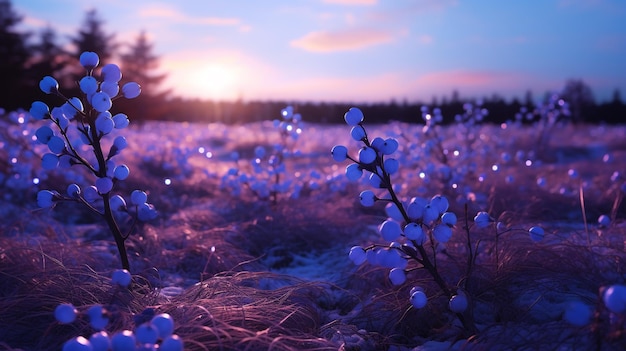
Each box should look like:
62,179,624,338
579,181,590,246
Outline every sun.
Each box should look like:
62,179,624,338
173,61,242,101
195,63,240,100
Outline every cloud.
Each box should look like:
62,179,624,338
139,4,240,26
17,14,76,36
238,24,253,33
291,28,394,52
21,16,47,28
322,0,378,5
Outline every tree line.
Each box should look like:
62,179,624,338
1,0,625,125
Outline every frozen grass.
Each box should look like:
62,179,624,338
1,116,626,350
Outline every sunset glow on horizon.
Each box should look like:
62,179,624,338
15,0,626,103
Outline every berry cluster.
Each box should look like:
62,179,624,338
532,93,571,150
29,52,156,270
0,109,50,201
54,270,183,350
332,107,476,330
333,107,554,334
220,106,318,203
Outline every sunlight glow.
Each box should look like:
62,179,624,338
194,63,240,100
166,57,243,100
186,63,240,100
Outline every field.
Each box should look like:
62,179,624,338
1,108,625,350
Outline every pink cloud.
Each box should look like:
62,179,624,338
18,15,75,36
139,5,240,26
238,24,253,33
291,28,394,52
22,16,47,28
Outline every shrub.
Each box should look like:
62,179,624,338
28,52,157,271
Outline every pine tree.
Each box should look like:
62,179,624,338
611,89,622,105
561,79,595,122
71,9,116,65
0,0,32,110
118,30,169,120
121,31,167,96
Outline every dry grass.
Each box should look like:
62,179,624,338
1,120,626,350
159,272,338,351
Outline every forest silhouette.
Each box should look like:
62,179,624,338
1,0,624,125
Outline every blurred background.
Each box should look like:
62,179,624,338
2,0,625,123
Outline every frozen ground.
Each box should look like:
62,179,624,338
1,112,625,350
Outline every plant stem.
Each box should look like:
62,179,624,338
579,181,590,246
102,192,130,271
272,167,280,206
358,123,477,334
89,112,130,270
385,172,453,297
464,203,475,280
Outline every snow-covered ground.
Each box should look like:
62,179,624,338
1,110,625,350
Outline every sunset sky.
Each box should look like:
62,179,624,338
14,0,626,103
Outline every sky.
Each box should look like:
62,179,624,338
14,0,626,104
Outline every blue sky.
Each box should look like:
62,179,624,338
14,0,626,103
